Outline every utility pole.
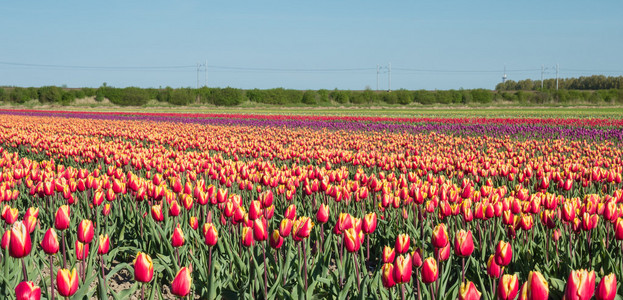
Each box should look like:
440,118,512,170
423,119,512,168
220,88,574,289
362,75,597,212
388,62,392,92
541,65,544,90
556,63,559,91
196,63,201,89
205,60,208,88
376,65,380,91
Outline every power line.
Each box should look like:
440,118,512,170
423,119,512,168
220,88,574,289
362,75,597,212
0,61,195,70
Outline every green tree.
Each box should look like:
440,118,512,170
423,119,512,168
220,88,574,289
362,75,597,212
38,86,63,103
302,90,317,105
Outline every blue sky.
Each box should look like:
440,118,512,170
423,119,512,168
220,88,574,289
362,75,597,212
1,0,621,90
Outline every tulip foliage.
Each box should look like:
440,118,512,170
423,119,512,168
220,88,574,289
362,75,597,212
0,111,622,299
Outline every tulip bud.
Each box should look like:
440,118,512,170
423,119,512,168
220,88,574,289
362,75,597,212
56,268,79,297
393,254,412,284
171,267,192,297
615,218,623,240
434,242,451,262
102,203,111,217
4,207,18,225
134,252,154,283
171,224,185,247
596,273,617,300
242,226,254,247
431,223,449,248
411,247,423,268
494,240,512,266
97,234,110,255
316,204,329,224
249,200,262,221
421,257,438,284
498,274,519,300
382,245,395,264
10,221,32,258
381,263,396,288
41,228,59,255
486,255,502,278
269,230,283,249
1,230,10,250
344,228,361,252
77,219,94,244
459,280,481,300
395,233,410,254
284,204,296,220
454,229,474,257
15,281,41,300
564,269,595,300
204,223,218,246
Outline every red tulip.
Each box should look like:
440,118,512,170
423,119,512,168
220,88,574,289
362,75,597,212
454,229,474,257
395,233,410,254
171,267,192,297
564,269,595,300
596,273,617,300
382,245,395,264
15,281,41,300
241,226,254,247
269,230,283,249
279,219,293,237
494,240,512,266
344,227,361,253
10,221,32,258
614,218,623,240
498,274,519,300
169,200,181,217
189,216,198,230
284,204,296,220
134,252,154,283
362,212,377,234
249,200,262,221
459,280,481,300
333,213,353,235
381,263,396,288
40,228,59,255
486,255,502,278
1,230,10,250
171,224,185,247
56,268,79,297
24,207,39,220
393,254,412,284
316,204,329,224
4,207,18,225
253,218,268,241
97,234,110,255
421,257,438,284
102,203,111,217
431,223,449,248
24,216,37,234
411,247,423,268
292,216,313,242
77,219,94,244
151,205,164,222
519,271,549,300
54,207,70,229
204,223,218,246
75,240,89,261
434,242,451,262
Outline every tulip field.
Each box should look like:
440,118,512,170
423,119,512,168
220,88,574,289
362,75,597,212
2,109,623,300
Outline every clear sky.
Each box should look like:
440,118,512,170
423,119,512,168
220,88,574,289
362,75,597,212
1,0,621,90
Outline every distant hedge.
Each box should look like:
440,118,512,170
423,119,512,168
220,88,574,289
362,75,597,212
1,82,623,106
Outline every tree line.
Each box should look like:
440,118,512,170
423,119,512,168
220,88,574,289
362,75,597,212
1,80,622,107
496,75,623,91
